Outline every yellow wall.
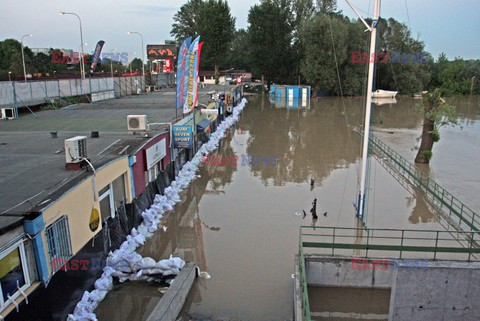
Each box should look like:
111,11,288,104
41,157,132,275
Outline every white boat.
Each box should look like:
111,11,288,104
372,97,397,105
372,89,398,99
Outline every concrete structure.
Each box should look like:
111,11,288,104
145,263,197,321
298,256,480,321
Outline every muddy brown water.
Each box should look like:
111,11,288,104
95,95,480,321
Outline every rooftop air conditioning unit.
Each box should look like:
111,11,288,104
127,115,148,131
65,136,87,163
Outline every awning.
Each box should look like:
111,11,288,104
196,119,211,133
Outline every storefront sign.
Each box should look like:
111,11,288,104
145,139,167,168
200,109,218,115
173,125,193,149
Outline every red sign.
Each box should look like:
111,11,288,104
164,58,172,73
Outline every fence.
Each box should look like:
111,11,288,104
369,133,480,233
0,76,145,112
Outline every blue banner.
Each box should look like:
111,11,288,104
183,36,200,114
176,37,191,109
90,40,105,73
173,125,193,149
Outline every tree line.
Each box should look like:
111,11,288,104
1,0,478,96
0,39,144,80
170,0,480,96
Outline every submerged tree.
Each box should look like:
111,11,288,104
414,89,456,163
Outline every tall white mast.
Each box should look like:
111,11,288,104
346,0,381,219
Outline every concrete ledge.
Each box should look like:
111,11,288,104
293,255,303,321
305,255,393,289
145,262,197,321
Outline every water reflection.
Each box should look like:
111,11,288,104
246,95,362,186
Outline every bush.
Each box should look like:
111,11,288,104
421,150,433,161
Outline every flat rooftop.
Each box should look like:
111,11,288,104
0,87,228,229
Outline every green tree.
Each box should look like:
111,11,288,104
223,29,250,71
415,89,456,163
171,0,235,83
197,0,236,83
170,0,204,43
130,58,143,72
247,0,296,85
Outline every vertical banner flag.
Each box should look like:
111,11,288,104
90,40,105,73
183,36,200,114
176,37,191,109
193,42,204,108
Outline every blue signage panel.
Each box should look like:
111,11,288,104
173,125,193,149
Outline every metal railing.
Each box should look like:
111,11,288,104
298,233,312,321
369,134,480,233
300,226,480,261
298,225,480,319
0,76,145,112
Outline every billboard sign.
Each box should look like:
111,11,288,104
147,45,177,59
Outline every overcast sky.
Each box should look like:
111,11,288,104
1,0,479,61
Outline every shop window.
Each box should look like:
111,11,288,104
45,215,73,276
100,173,128,220
147,162,161,185
0,243,31,312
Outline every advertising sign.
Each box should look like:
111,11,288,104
147,45,177,59
145,139,166,169
176,37,192,109
173,125,193,149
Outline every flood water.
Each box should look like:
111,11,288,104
95,95,480,321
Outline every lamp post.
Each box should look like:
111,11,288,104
8,71,12,82
21,34,32,82
110,48,117,78
59,12,85,79
54,70,56,78
127,32,145,76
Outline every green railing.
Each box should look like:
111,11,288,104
369,134,480,233
300,226,480,261
298,233,312,321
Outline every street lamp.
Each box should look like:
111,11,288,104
59,12,85,79
127,31,145,77
110,48,117,78
8,71,12,82
21,34,32,82
54,70,56,78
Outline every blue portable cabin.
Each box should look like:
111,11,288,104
286,86,300,99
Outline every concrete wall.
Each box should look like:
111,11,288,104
303,256,480,321
389,261,480,321
305,256,393,289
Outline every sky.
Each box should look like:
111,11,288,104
0,0,479,61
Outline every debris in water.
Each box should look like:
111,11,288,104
158,287,169,294
199,271,211,279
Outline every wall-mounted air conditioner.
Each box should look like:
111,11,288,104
1,108,17,119
127,115,148,131
65,136,87,163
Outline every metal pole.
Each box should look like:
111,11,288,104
59,12,85,79
353,0,380,219
21,34,32,82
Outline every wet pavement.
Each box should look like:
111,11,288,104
94,95,480,321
